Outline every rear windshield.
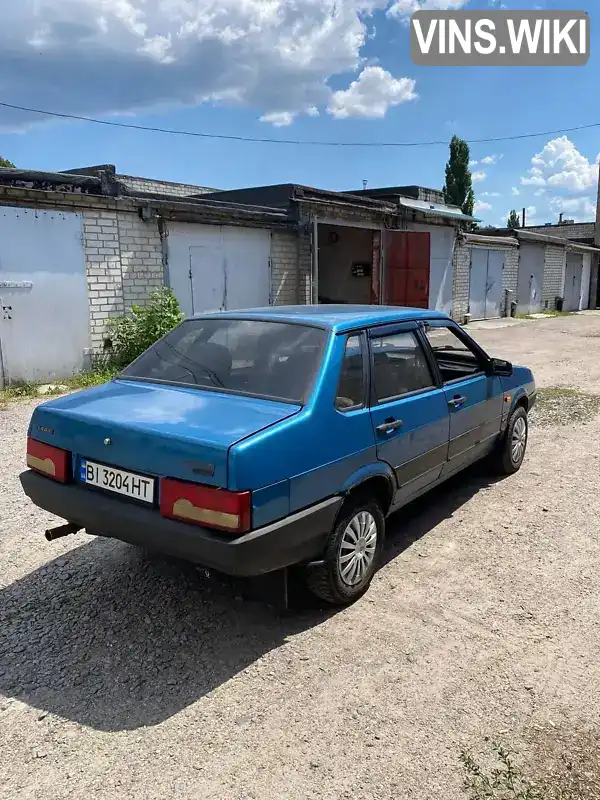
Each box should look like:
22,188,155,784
120,318,328,404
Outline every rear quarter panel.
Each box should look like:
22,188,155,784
230,331,386,518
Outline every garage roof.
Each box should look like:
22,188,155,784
396,197,480,223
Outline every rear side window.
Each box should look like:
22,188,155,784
335,335,364,411
371,331,434,402
120,318,328,404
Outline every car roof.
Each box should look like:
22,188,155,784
191,305,449,333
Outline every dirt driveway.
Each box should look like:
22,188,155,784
2,312,600,800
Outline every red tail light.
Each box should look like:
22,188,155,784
27,438,70,483
160,478,251,534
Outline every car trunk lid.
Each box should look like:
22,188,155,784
29,379,300,488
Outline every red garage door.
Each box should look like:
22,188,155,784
385,231,431,308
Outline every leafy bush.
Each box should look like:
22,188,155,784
106,288,184,369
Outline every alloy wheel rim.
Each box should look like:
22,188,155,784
338,511,378,587
511,416,527,463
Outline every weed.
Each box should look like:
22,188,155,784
530,386,600,427
462,729,600,800
460,742,542,799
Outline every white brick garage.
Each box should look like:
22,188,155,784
166,222,272,316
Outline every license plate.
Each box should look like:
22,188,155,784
80,460,155,503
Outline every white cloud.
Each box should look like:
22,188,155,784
480,153,503,165
474,200,492,213
469,159,478,167
1,0,413,130
327,66,417,119
481,191,501,197
387,0,468,20
259,111,296,126
548,195,596,222
521,136,600,193
471,170,487,183
511,187,520,196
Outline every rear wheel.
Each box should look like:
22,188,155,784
492,405,528,475
305,497,385,606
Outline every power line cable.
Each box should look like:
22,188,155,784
1,100,599,147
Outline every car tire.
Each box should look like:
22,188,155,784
305,496,385,606
492,405,529,475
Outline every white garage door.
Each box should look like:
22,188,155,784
0,206,90,385
406,222,454,315
167,223,271,317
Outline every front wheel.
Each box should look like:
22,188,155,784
305,498,385,606
492,405,529,475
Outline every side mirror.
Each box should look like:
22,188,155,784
488,357,513,377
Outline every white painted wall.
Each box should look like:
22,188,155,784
167,222,271,317
406,222,454,315
0,206,90,385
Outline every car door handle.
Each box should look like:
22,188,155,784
448,395,468,408
376,418,403,434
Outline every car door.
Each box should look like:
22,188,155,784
421,320,504,475
368,323,450,508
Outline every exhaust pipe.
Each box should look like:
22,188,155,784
45,523,81,542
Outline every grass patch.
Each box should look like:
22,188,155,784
0,368,117,411
461,728,600,799
516,310,574,320
529,386,600,427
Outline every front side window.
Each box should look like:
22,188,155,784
335,335,364,411
423,325,484,383
371,331,434,402
121,318,328,403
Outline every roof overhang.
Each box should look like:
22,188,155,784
397,196,479,223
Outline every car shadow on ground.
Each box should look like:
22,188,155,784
0,466,502,733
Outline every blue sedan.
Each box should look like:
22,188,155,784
21,306,535,606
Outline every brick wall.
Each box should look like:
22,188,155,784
118,175,215,197
82,208,165,349
526,222,595,240
270,231,298,305
451,238,471,321
83,210,125,350
118,213,164,308
542,244,566,308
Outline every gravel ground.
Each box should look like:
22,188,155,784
2,312,600,800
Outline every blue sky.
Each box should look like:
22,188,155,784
0,0,598,228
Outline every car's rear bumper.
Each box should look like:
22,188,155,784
20,470,343,577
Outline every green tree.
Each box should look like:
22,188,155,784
443,135,474,217
0,156,15,168
507,209,521,229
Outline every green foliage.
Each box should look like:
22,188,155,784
460,743,542,799
0,156,15,168
106,287,184,369
443,135,475,217
507,210,521,229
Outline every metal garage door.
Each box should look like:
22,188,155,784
469,248,504,319
0,207,90,386
564,252,583,311
384,231,431,308
167,223,271,317
517,243,545,315
580,253,592,309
